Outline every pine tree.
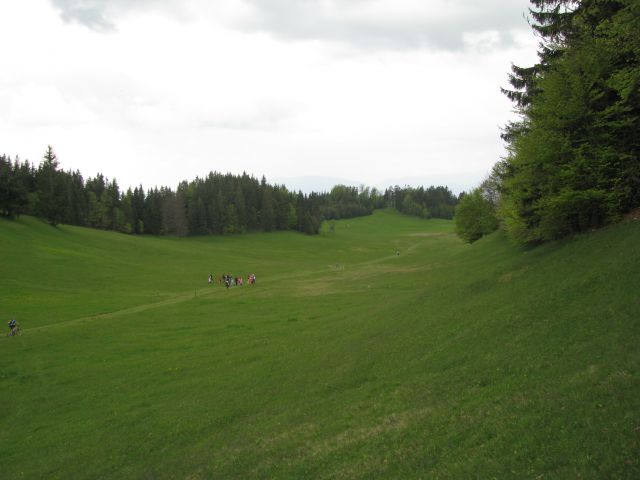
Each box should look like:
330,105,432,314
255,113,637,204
143,188,163,235
260,186,275,232
500,0,640,243
36,146,66,226
0,155,28,218
131,186,145,233
234,185,247,232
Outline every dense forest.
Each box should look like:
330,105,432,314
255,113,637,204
0,147,460,236
0,147,385,236
383,185,458,220
456,0,639,244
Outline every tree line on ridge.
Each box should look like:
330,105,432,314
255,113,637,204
0,147,459,236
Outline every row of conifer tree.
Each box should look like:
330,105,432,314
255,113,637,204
0,147,459,236
0,147,375,235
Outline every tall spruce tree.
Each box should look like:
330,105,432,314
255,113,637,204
0,155,28,218
36,146,66,226
500,0,640,243
260,184,275,232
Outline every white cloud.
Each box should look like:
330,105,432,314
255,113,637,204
48,0,189,31
6,84,97,127
48,0,533,51
0,0,539,191
239,0,532,51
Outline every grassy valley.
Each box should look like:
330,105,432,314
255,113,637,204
1,210,639,478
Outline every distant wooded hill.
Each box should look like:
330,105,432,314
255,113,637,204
0,148,458,236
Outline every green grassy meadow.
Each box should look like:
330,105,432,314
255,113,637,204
1,210,639,478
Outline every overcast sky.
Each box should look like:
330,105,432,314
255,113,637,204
1,0,538,193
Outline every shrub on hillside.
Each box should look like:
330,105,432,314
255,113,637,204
455,188,499,243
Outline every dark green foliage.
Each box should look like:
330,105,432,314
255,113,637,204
500,0,640,244
537,188,607,239
454,188,499,243
319,185,381,220
260,183,275,232
385,185,458,219
162,188,188,236
63,170,89,226
143,188,163,235
0,147,382,237
36,146,66,226
0,155,29,218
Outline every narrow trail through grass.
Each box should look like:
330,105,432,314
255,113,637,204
25,224,441,334
26,263,356,333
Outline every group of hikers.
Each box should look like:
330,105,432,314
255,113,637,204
7,271,260,337
208,273,257,289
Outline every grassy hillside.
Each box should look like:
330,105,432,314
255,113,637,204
1,211,638,478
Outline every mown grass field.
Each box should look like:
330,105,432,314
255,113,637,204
1,209,639,479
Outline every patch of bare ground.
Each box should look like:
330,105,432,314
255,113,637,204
624,207,640,221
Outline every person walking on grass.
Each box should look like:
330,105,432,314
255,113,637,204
7,319,20,336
